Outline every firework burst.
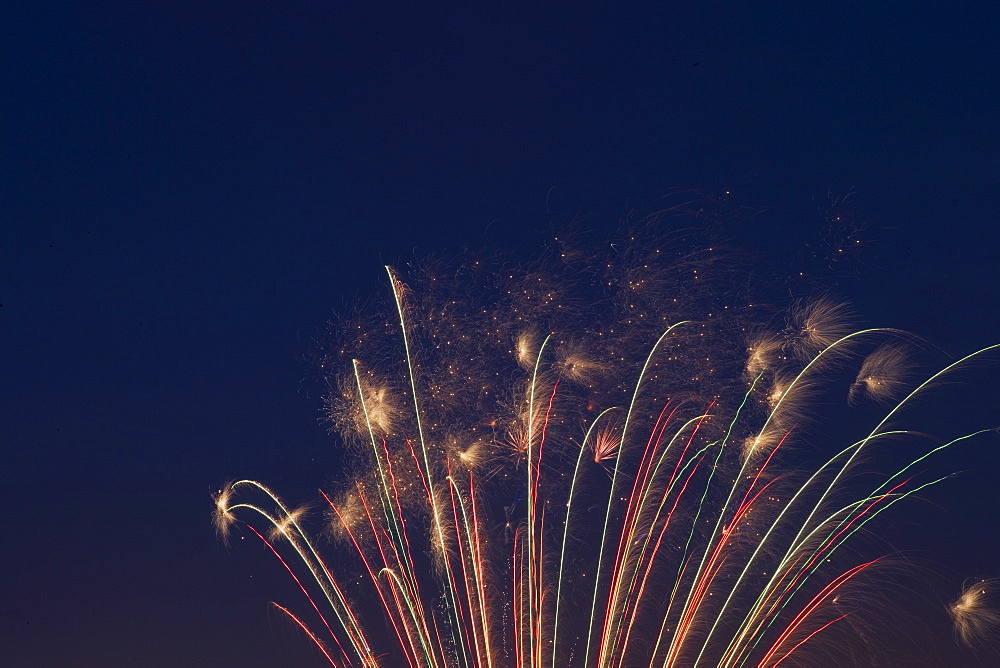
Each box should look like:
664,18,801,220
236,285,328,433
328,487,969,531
949,578,1000,652
217,214,997,666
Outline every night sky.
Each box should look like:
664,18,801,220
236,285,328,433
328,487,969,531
3,3,998,666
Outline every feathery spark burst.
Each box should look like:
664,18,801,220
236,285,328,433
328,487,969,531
949,578,1000,651
217,212,997,666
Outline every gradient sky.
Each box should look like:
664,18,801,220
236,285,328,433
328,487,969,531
3,3,998,666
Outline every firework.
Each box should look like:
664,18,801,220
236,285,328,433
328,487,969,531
216,216,996,666
949,579,1000,651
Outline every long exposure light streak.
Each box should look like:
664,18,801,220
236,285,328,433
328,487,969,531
217,219,998,665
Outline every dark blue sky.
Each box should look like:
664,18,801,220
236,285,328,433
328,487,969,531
2,3,998,666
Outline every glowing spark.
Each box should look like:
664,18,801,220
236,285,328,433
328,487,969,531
949,578,1000,649
789,297,854,360
213,485,236,543
849,342,911,405
591,426,621,463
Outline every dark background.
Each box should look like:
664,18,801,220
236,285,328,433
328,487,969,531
2,2,997,666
